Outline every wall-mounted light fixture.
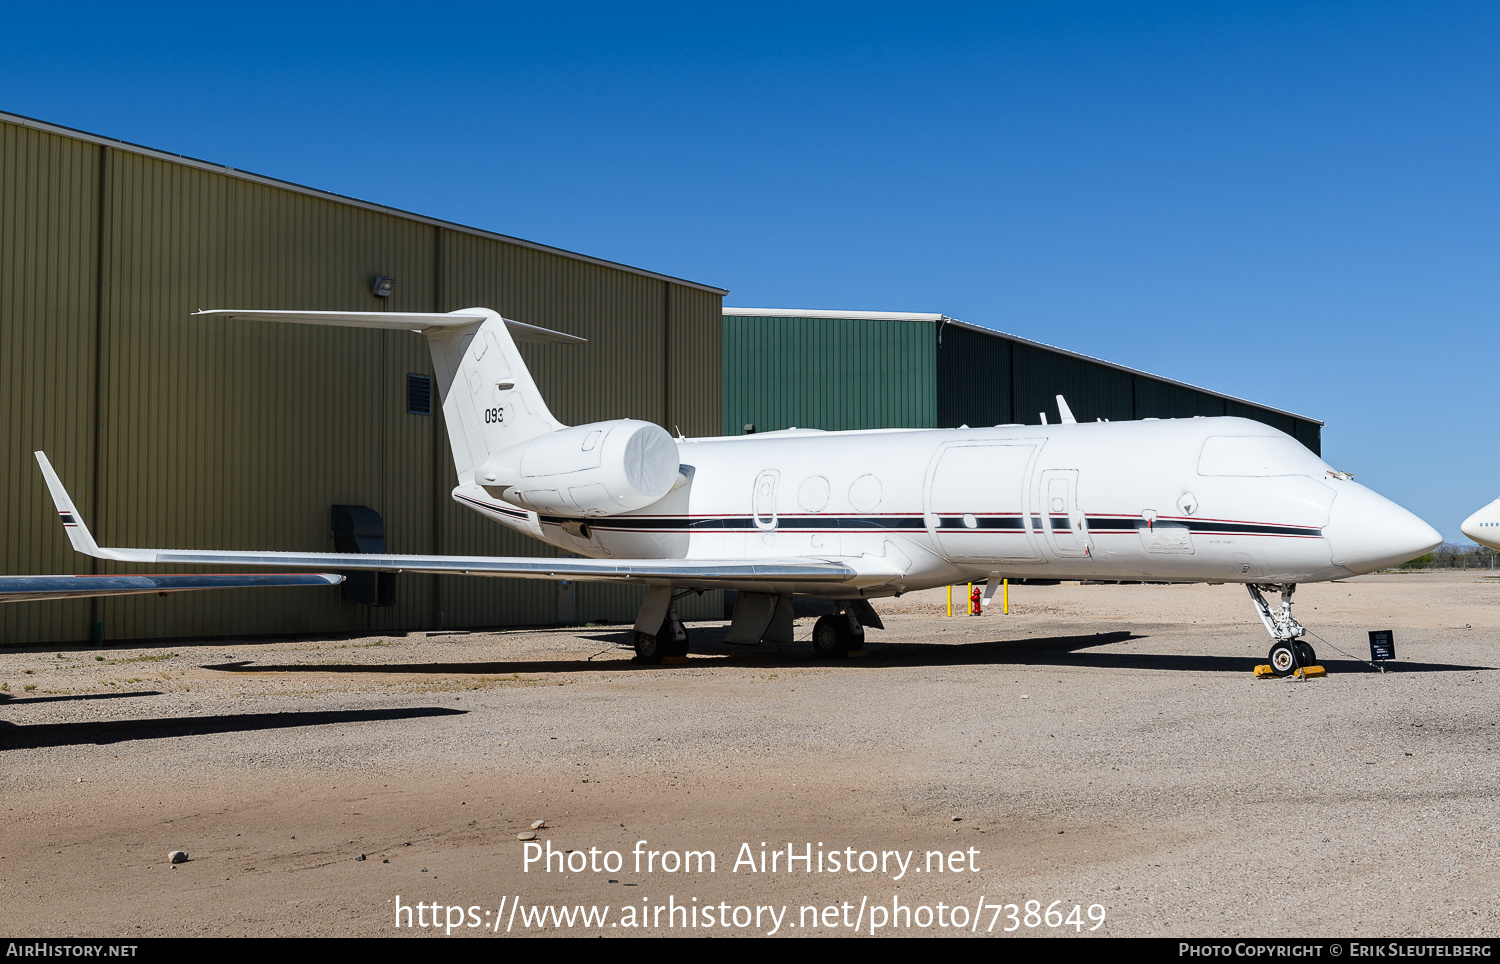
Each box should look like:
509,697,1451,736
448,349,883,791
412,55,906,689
372,276,396,298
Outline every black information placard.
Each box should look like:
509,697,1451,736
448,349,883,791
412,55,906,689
1369,629,1396,662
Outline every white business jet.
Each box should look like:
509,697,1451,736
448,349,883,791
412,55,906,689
35,308,1440,675
1460,500,1500,549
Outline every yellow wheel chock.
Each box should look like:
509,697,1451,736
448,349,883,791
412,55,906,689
1254,663,1325,678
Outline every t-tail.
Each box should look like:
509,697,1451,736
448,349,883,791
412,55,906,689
194,309,680,519
194,308,574,484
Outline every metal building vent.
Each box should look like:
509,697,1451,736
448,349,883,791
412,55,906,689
406,373,433,415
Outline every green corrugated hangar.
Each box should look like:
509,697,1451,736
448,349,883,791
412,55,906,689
723,309,1321,453
1,112,1321,646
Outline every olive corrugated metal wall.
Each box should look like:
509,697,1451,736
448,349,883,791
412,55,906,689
95,149,444,643
722,316,936,434
1,120,723,644
0,124,100,645
726,314,1322,455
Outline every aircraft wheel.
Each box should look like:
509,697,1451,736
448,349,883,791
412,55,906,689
1268,640,1297,677
811,614,849,657
664,628,689,658
633,630,663,664
1295,641,1316,666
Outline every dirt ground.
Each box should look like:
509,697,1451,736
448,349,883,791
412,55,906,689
2,572,1498,938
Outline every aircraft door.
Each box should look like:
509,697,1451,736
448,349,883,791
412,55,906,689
1038,469,1090,558
924,441,1042,563
753,470,779,531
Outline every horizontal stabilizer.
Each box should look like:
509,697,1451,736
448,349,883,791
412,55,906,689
0,573,343,604
192,309,587,344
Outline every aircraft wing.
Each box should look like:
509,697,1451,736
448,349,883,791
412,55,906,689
0,573,343,604
35,453,864,590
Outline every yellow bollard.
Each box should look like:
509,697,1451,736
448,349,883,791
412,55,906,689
947,584,952,617
1003,578,1009,615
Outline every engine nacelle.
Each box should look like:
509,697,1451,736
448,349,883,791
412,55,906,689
475,419,680,517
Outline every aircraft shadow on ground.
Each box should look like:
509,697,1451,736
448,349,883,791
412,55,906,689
0,690,164,706
965,646,1490,675
201,628,1493,677
0,706,465,750
200,631,1146,676
858,634,1490,675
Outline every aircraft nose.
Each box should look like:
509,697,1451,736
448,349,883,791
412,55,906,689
1323,482,1441,574
1461,500,1500,549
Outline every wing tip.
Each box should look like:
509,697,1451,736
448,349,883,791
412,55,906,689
33,451,104,557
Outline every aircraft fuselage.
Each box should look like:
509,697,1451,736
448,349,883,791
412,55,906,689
452,416,1435,598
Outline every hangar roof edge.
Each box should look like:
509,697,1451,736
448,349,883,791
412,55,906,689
723,307,1324,427
724,307,948,321
1,111,730,296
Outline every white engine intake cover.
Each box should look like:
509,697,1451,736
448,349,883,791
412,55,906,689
477,419,680,517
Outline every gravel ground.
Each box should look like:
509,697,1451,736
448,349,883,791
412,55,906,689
2,571,1497,938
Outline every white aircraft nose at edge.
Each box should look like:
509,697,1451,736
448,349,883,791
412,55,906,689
1461,499,1500,550
35,307,1442,676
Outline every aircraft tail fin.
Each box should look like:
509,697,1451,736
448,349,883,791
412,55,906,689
194,308,581,484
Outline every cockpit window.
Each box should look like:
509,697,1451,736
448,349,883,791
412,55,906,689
1197,436,1332,477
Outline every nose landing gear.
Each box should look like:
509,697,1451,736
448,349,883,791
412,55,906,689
1267,639,1316,676
1247,583,1315,677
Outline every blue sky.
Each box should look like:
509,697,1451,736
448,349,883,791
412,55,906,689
4,2,1496,540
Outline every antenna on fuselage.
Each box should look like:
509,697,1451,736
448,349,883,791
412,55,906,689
1056,395,1077,424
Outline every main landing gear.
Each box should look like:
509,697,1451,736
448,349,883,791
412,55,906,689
811,611,865,657
1246,583,1315,677
633,592,882,664
811,600,883,658
634,611,688,664
632,585,693,664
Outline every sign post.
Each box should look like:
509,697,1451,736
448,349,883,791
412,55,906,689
1368,629,1396,672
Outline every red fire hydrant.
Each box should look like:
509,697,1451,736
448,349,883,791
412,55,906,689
969,584,983,615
